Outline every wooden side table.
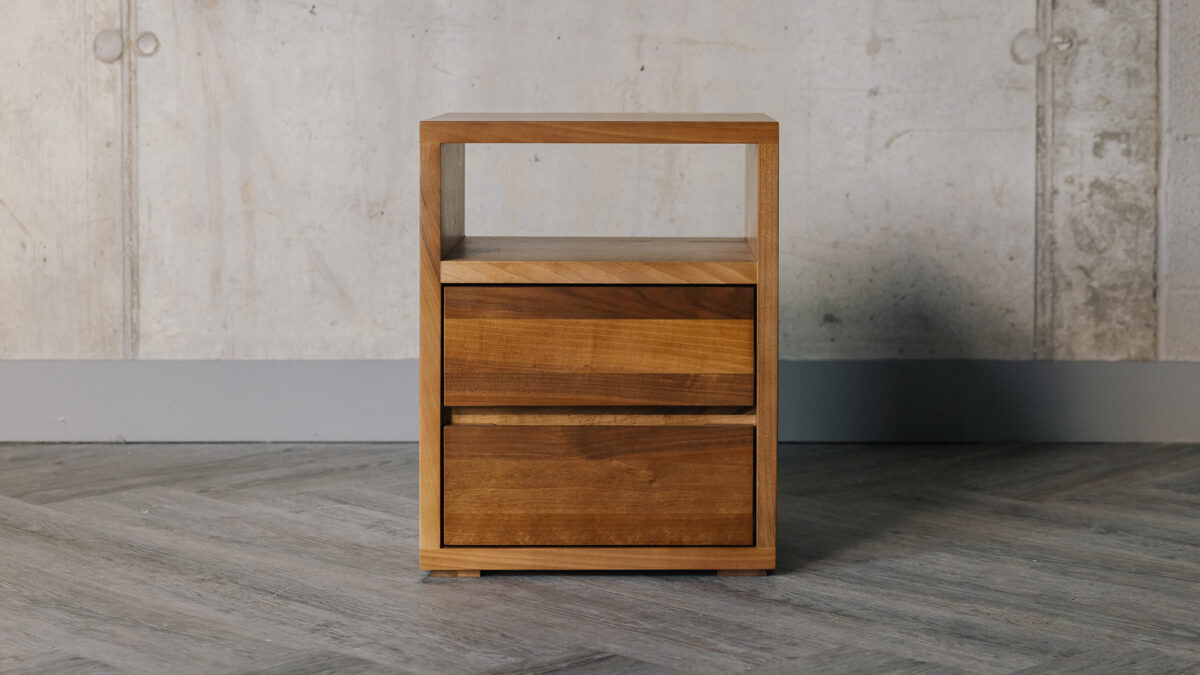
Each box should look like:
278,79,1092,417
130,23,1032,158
418,114,778,575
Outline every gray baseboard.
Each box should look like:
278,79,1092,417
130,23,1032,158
0,360,417,443
779,360,1200,443
2,359,1199,443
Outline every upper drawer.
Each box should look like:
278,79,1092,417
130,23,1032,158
443,286,755,406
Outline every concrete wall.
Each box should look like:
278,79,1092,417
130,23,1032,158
4,0,1038,361
0,0,1189,363
0,0,123,358
1161,0,1200,359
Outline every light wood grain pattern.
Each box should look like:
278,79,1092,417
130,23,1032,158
440,236,756,284
449,407,755,426
717,569,768,577
440,143,464,254
417,142,442,553
754,142,779,555
745,145,760,258
442,373,756,407
442,425,755,546
420,546,777,572
445,319,753,373
443,285,755,407
443,285,754,320
420,113,778,144
429,570,480,578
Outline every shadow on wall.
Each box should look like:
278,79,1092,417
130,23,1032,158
780,251,1038,442
774,256,1042,573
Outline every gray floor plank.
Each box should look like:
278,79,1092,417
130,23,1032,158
1011,646,1200,674
1,442,1198,674
0,652,128,675
219,651,404,675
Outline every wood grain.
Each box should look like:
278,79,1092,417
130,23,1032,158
445,319,754,373
420,546,776,572
440,143,464,254
417,142,442,552
442,373,755,407
448,407,755,427
429,570,480,578
754,142,779,555
443,285,755,407
442,425,755,546
420,113,778,144
420,113,777,573
440,236,756,284
443,285,754,320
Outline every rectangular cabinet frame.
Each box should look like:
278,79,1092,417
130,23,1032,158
419,113,778,573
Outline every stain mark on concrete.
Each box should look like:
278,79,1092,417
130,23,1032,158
308,248,358,313
865,30,884,56
992,181,1009,207
884,129,912,150
1097,19,1139,57
640,35,756,52
1092,130,1131,158
0,196,33,240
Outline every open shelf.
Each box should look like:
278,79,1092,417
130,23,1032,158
440,236,757,284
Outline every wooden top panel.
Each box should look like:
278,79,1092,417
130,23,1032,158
421,113,777,144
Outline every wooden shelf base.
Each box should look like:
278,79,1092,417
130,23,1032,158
441,236,757,284
422,547,775,572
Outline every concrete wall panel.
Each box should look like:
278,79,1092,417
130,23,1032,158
1161,0,1200,360
1038,0,1159,360
0,1,123,358
132,0,1036,360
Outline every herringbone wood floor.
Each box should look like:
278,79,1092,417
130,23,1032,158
0,442,1197,674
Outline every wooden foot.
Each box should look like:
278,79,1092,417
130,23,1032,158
717,569,768,577
430,570,482,578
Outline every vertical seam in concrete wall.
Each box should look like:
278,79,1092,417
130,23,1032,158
1034,0,1055,360
119,0,140,359
1157,0,1168,359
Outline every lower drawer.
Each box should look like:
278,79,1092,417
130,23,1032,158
442,425,755,546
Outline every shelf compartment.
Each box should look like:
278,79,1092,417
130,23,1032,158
440,236,756,284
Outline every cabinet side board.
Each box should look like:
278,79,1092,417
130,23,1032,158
754,143,779,555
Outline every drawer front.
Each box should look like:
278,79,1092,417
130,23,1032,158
443,425,755,546
443,286,755,406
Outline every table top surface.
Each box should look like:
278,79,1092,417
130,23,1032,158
420,113,777,143
422,113,776,123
